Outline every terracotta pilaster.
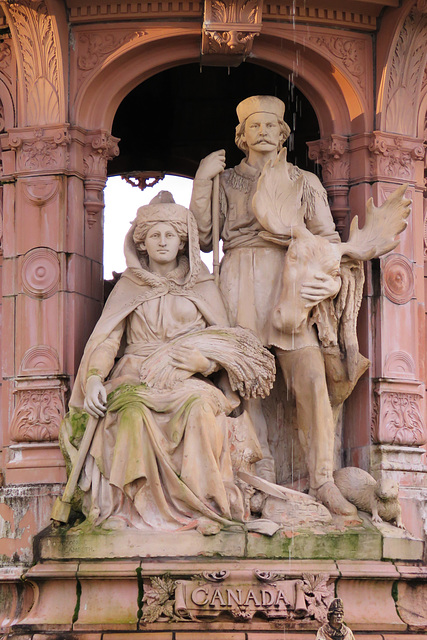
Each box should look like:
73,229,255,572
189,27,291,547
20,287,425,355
307,135,350,237
348,130,427,536
1,124,119,484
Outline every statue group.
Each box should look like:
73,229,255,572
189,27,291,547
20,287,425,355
55,95,410,533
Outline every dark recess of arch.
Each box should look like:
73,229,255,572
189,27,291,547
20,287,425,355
109,61,320,179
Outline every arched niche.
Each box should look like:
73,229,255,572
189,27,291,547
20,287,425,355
74,29,360,139
108,62,322,179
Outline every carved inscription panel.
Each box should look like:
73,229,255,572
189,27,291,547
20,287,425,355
141,570,333,624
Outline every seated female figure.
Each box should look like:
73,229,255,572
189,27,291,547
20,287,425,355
60,192,273,533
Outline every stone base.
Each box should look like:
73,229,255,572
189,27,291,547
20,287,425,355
37,513,423,562
1,558,427,635
1,515,426,636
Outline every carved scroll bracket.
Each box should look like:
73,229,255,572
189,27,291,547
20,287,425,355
371,379,426,447
83,130,120,228
307,135,350,236
201,0,263,66
9,376,68,443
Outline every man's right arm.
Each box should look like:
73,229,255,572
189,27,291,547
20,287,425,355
190,149,226,252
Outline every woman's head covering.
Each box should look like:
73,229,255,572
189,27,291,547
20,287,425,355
123,191,203,289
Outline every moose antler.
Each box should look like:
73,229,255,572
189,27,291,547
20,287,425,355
340,185,411,260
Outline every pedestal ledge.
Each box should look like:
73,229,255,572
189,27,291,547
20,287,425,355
36,516,423,562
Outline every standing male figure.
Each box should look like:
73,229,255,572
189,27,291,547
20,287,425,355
190,95,356,516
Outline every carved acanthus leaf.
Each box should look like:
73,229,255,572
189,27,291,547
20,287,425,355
202,0,263,62
385,9,427,135
8,0,60,124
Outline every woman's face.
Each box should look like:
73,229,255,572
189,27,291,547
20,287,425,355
142,222,184,265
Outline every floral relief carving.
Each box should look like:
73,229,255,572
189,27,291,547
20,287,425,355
9,386,66,443
372,390,425,446
308,35,366,94
76,30,146,89
368,133,424,180
141,574,179,623
8,0,61,124
202,0,263,60
384,8,427,135
382,254,414,305
10,128,70,172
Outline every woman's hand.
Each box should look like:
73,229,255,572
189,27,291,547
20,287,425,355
84,375,107,418
195,149,226,181
301,273,341,306
171,345,211,375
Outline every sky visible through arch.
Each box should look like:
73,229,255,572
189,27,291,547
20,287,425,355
103,175,218,279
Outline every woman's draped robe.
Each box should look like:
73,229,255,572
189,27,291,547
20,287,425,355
61,260,246,531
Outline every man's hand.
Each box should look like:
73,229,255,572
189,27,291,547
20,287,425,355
84,375,107,418
301,273,341,306
195,149,226,180
171,345,211,375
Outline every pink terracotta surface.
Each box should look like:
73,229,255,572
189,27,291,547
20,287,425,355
75,578,139,630
336,579,406,630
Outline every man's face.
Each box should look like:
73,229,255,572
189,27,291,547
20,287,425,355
242,112,282,153
329,609,344,629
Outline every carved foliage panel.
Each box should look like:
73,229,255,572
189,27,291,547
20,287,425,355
75,29,146,93
371,387,425,446
7,0,62,125
384,7,427,136
307,34,369,100
9,379,67,443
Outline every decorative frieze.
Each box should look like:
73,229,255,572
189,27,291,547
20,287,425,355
142,570,333,623
202,0,263,65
